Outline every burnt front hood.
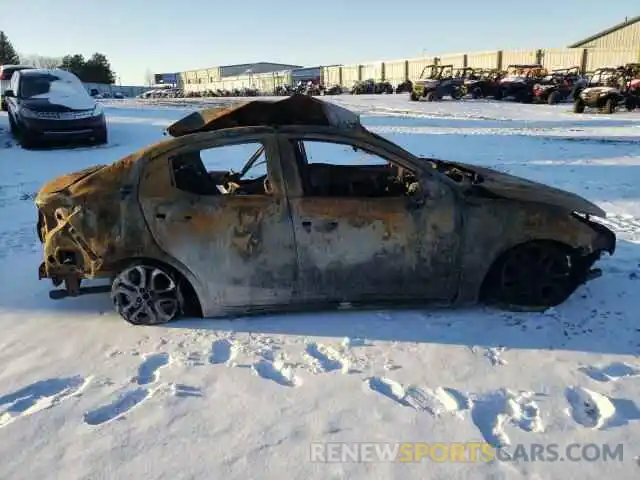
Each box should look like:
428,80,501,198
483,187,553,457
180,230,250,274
37,165,106,197
427,159,607,217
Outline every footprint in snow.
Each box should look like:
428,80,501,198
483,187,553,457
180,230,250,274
171,384,203,398
84,387,157,426
565,386,616,429
0,376,91,429
133,352,171,385
579,362,640,382
304,342,350,374
404,386,471,417
367,377,410,407
209,339,238,365
470,389,543,448
484,347,508,366
252,359,301,387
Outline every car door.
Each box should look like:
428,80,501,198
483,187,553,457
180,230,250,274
278,133,461,304
138,132,298,312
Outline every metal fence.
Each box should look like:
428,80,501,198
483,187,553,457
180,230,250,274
320,48,639,88
83,82,149,98
179,47,640,94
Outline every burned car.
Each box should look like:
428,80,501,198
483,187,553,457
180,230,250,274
35,95,615,325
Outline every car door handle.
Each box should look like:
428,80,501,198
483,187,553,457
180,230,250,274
301,220,338,233
155,211,192,222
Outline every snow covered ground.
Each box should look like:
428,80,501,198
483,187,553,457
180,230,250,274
1,95,639,479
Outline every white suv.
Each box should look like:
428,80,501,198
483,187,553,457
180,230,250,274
1,65,35,111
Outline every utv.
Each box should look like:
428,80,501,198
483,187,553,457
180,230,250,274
574,67,637,114
351,79,393,94
463,69,504,98
533,66,587,104
494,64,547,102
395,79,413,93
322,84,344,95
351,79,374,94
410,65,464,101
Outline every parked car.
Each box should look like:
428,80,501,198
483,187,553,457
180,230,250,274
4,68,107,148
532,67,586,104
494,64,548,102
34,95,615,325
573,67,637,114
410,65,464,101
1,64,35,111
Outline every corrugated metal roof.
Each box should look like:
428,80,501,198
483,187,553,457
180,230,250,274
569,16,640,48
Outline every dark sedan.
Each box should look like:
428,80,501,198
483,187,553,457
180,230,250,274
4,68,107,148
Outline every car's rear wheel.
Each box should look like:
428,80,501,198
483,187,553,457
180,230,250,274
111,264,184,325
425,91,437,102
471,87,483,99
410,92,419,101
573,98,585,113
482,241,575,309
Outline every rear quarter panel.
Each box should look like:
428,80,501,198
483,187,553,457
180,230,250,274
456,197,605,303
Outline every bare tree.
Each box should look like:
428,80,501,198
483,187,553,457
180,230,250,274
19,53,62,68
144,68,155,86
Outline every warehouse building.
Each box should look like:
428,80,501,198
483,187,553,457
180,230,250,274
568,16,640,49
179,61,302,93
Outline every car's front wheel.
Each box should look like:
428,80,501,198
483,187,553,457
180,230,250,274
111,263,184,325
482,241,575,309
17,124,40,149
93,127,108,145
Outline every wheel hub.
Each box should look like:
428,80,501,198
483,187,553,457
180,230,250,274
111,265,181,325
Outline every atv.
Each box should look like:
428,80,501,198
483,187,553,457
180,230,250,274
573,67,637,114
410,65,464,101
532,66,587,104
494,64,548,103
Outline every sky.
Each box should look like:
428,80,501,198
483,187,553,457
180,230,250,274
1,0,638,85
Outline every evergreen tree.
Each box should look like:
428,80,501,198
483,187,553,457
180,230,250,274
0,31,20,65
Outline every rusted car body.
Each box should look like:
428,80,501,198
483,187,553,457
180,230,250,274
35,95,616,325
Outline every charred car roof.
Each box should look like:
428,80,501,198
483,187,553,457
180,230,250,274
166,94,363,137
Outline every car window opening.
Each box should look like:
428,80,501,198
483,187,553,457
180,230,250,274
171,143,271,196
292,140,420,198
